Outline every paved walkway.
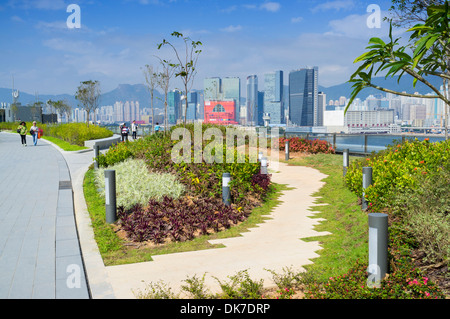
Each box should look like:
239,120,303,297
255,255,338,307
0,132,331,299
0,132,90,298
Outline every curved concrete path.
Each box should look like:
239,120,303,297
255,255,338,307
104,159,330,298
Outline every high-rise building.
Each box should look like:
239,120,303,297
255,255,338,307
168,90,181,124
263,70,284,125
289,67,319,126
318,91,326,126
186,91,198,121
246,75,258,126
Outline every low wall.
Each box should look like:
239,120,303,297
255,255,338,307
84,134,121,150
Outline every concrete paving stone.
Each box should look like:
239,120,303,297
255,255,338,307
55,278,89,299
57,190,74,209
56,225,78,241
55,255,85,280
32,280,55,299
56,238,81,258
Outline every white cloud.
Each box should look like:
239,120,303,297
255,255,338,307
260,2,281,12
291,16,303,24
239,2,280,13
311,0,355,13
11,15,24,22
7,0,68,10
220,25,242,33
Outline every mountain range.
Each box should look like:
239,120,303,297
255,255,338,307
0,75,445,109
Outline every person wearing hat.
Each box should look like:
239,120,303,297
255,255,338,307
17,121,27,146
30,121,39,146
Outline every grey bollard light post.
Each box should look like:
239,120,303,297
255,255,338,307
104,170,117,224
94,144,100,169
367,213,389,287
285,140,290,161
222,173,231,206
343,149,349,176
258,151,263,163
362,167,373,210
260,157,268,174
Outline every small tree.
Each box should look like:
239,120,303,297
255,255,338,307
143,64,159,133
75,80,101,127
387,0,446,26
158,32,202,126
347,2,450,139
48,99,72,123
156,59,175,134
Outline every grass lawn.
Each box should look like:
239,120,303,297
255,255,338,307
284,153,369,282
42,135,89,151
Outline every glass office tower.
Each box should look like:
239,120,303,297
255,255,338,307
246,75,258,126
289,66,319,127
263,70,284,125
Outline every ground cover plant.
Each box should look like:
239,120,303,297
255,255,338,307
94,158,185,210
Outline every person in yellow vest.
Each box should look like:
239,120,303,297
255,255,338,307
17,121,27,146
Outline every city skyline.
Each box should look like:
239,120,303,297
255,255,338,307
0,0,401,97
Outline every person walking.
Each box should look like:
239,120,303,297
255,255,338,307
154,122,160,134
30,121,39,146
17,121,27,146
121,123,129,142
131,120,138,140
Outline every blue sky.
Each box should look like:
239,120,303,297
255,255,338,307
0,0,401,97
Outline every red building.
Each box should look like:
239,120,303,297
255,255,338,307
204,100,238,125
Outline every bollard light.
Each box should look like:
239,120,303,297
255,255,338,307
94,144,100,170
343,149,349,176
222,173,231,206
367,213,389,288
362,167,373,210
105,170,117,224
285,140,290,161
260,157,268,174
258,151,263,162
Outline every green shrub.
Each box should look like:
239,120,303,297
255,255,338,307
94,158,185,210
388,168,450,266
45,123,113,146
345,138,450,210
97,142,133,167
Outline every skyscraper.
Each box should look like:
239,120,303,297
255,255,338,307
246,75,258,126
168,90,181,124
289,67,319,126
263,70,284,125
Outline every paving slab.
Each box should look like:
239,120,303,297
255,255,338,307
0,132,90,299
